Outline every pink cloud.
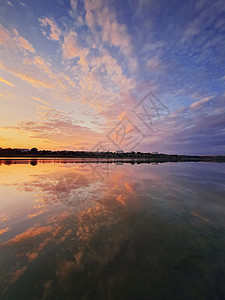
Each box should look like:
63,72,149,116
62,31,89,66
96,7,132,56
190,96,214,108
0,24,35,54
16,36,35,53
39,17,62,41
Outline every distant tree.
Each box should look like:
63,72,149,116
30,147,38,153
30,160,37,166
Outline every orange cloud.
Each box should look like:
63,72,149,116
0,62,53,88
3,105,99,148
0,227,9,235
13,71,52,88
124,182,133,193
23,56,68,90
0,76,14,87
27,209,47,219
5,226,52,245
116,194,127,205
9,267,27,284
32,96,50,106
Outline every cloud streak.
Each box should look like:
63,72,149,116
0,24,35,54
0,76,14,87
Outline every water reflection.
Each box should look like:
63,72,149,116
0,161,225,299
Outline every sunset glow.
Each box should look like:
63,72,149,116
0,0,225,154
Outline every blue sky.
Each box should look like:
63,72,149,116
0,0,225,154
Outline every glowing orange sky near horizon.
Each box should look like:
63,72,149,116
1,0,225,155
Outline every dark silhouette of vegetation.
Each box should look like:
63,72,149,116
30,160,38,166
0,147,224,162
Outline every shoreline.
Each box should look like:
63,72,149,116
0,155,225,163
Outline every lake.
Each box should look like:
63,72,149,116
0,159,225,299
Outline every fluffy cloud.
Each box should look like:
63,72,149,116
62,31,88,66
91,49,135,91
98,7,132,56
82,0,136,71
88,4,133,56
39,17,62,41
84,0,102,27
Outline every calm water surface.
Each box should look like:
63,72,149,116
0,160,225,299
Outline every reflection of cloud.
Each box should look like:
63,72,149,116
55,172,90,207
4,226,52,246
191,210,211,223
1,162,225,299
0,165,141,298
0,215,9,223
0,227,9,235
27,209,47,219
124,182,133,194
9,267,27,284
57,260,76,284
116,194,127,205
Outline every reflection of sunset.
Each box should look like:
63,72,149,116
0,161,225,299
0,227,9,235
4,226,52,246
116,194,128,205
27,209,47,219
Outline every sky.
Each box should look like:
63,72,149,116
0,0,225,155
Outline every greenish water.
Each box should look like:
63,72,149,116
0,160,225,299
